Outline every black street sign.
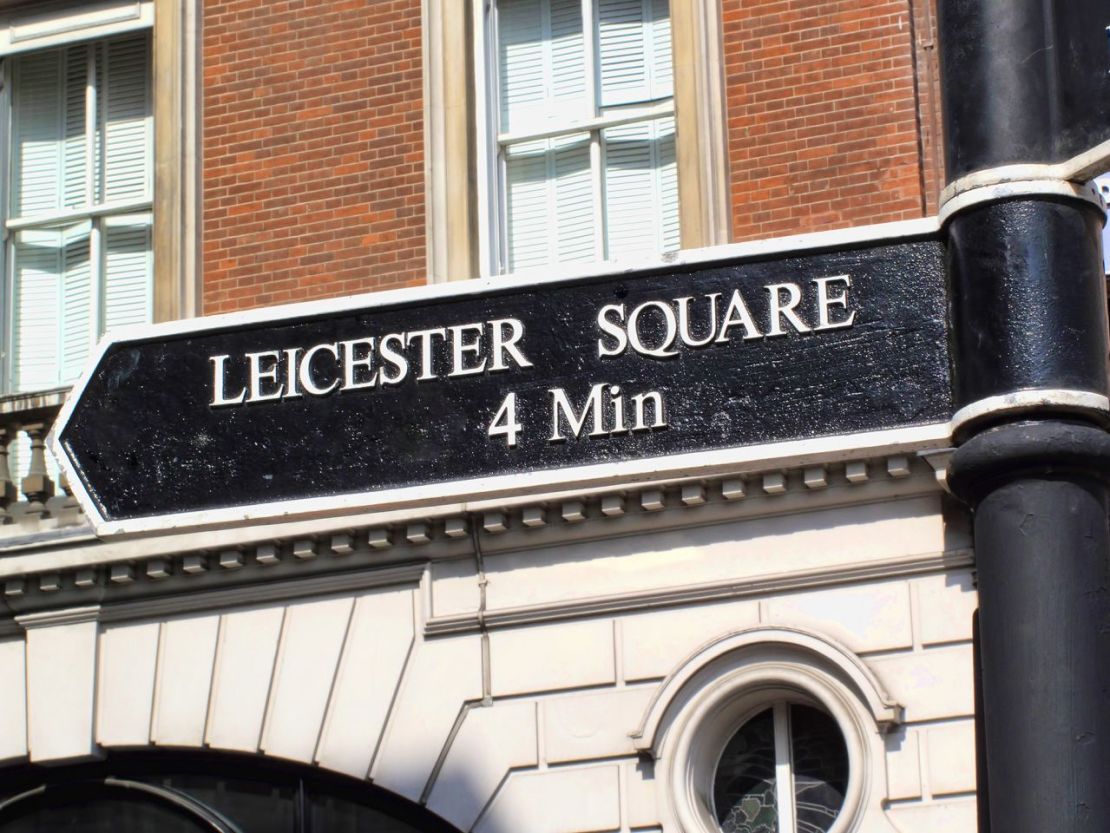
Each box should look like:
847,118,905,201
52,221,953,535
940,0,1110,180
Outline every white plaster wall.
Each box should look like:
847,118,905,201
2,496,979,832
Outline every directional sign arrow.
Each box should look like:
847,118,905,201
51,219,954,537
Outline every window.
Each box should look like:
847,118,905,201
635,629,903,833
3,16,153,394
0,753,462,833
714,701,848,833
485,0,679,273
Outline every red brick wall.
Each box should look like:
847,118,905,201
722,0,936,242
202,0,425,314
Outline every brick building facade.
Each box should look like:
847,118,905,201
0,1,1102,832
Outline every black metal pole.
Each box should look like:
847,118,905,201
938,2,1110,831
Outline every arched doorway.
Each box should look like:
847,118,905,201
0,752,464,833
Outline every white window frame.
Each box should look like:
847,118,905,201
0,1,154,393
474,0,677,276
712,695,850,833
632,628,905,833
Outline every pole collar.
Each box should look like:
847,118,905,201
938,171,1105,226
947,420,1110,506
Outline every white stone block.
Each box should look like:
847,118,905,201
427,700,538,830
476,765,621,833
262,597,354,763
430,558,480,618
181,555,207,574
885,797,977,833
483,511,508,533
914,572,977,646
926,720,976,796
316,588,415,778
681,484,705,506
292,539,317,560
720,478,746,500
845,461,869,483
406,523,431,544
867,645,975,722
371,634,482,801
255,544,280,565
368,528,393,549
803,466,828,489
624,759,661,828
490,620,615,696
562,500,586,523
622,600,759,682
640,489,665,511
482,496,948,615
883,727,922,800
25,617,98,761
887,455,912,478
765,581,913,653
205,607,284,752
601,494,625,517
0,637,27,762
97,622,159,747
762,472,787,494
151,614,220,747
543,686,655,764
444,517,469,538
330,533,355,554
522,506,547,527
38,574,61,592
218,550,243,569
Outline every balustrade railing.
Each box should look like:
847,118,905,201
0,388,83,534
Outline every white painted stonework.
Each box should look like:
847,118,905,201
0,456,979,832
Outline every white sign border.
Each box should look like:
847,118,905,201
50,217,949,538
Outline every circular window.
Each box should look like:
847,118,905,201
640,629,902,833
713,701,848,833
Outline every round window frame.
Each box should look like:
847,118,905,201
636,630,901,833
672,665,868,833
705,686,852,832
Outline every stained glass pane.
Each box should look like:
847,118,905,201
790,705,848,833
713,708,778,833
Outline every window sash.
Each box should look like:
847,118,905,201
490,0,677,273
3,32,152,394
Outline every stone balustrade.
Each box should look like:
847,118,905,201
0,388,84,535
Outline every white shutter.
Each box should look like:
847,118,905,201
99,34,150,203
498,0,546,133
103,213,152,331
603,121,654,259
657,115,679,251
506,140,551,270
63,44,89,208
650,0,672,100
603,116,678,258
499,0,585,133
11,229,62,392
11,49,63,217
10,223,96,391
61,222,93,383
506,133,596,271
553,133,595,262
549,0,586,109
597,0,671,106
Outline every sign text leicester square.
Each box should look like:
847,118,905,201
52,222,950,535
